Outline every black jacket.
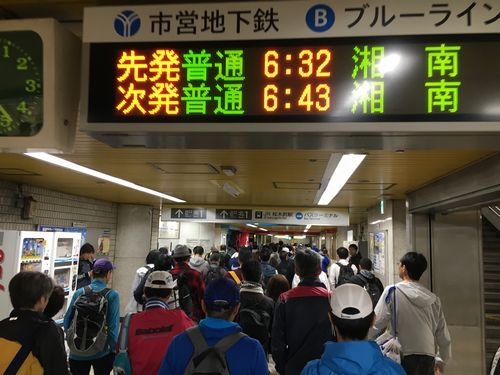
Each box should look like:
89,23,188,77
349,252,362,271
271,280,333,375
238,286,275,353
77,259,94,289
0,309,69,374
276,258,295,286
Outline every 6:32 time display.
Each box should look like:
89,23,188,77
261,48,332,113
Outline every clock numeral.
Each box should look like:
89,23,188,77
17,101,31,115
25,79,37,93
263,84,278,112
17,57,28,70
2,45,9,58
298,84,314,111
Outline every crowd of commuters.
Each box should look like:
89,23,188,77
0,240,452,375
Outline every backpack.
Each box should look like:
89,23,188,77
173,271,194,318
357,274,382,307
238,307,271,347
184,326,246,375
336,262,354,287
204,264,224,286
113,313,133,375
67,286,111,357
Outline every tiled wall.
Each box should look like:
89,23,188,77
0,179,118,257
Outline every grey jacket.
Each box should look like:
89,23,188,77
372,281,451,363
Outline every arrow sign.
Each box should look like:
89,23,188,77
175,209,183,218
220,210,228,218
215,209,252,220
170,208,207,219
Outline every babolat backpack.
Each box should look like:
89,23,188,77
67,286,111,357
184,326,246,375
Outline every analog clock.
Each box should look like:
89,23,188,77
0,31,43,136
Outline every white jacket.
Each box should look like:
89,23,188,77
373,281,452,363
328,259,358,289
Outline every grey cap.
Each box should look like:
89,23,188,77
173,244,191,258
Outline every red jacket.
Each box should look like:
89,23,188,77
170,262,206,322
123,307,194,375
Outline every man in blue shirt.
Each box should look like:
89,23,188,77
64,258,120,375
158,278,268,375
301,284,405,375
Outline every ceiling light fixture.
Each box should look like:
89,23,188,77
221,166,237,176
246,223,257,228
315,154,366,206
294,235,306,239
25,152,185,203
222,182,242,198
259,228,268,232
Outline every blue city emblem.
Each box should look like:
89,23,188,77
114,10,141,37
306,4,335,32
295,212,304,220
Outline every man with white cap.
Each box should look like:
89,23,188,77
117,271,194,375
300,284,405,375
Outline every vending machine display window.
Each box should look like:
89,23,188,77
21,238,45,261
20,262,42,272
54,268,71,289
56,238,73,258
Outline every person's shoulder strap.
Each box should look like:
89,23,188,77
229,271,241,285
98,287,112,297
186,326,209,356
5,320,47,375
83,285,92,295
118,313,134,352
213,331,246,353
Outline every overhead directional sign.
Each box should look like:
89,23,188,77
216,209,252,220
170,208,207,219
165,206,349,226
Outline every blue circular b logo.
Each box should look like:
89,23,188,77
296,212,304,220
306,4,335,32
114,10,141,37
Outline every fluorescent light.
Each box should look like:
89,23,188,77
316,154,366,206
259,228,268,232
222,182,242,198
274,235,290,239
25,152,185,203
246,223,257,228
293,235,306,239
305,224,312,230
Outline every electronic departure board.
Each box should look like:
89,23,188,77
87,35,500,123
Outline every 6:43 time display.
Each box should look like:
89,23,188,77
262,48,332,113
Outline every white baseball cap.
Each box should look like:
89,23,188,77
144,271,175,289
280,247,290,253
331,284,373,320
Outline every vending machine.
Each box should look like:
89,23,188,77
0,230,81,320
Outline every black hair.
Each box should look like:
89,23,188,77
146,250,160,265
43,285,65,319
359,258,373,271
144,287,172,299
331,311,375,340
400,252,428,281
158,247,169,255
209,252,221,263
174,256,190,263
193,246,204,256
336,247,349,259
238,247,252,265
155,254,174,271
294,249,321,279
259,247,271,262
279,251,288,261
9,271,53,310
80,243,95,255
349,243,358,251
241,260,262,283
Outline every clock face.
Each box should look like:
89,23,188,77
0,31,43,136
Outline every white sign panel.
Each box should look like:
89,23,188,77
84,0,500,43
164,207,349,226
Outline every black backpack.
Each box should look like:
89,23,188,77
204,264,224,286
238,307,271,347
184,326,245,375
67,286,111,357
357,274,382,307
336,262,355,287
173,271,194,318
